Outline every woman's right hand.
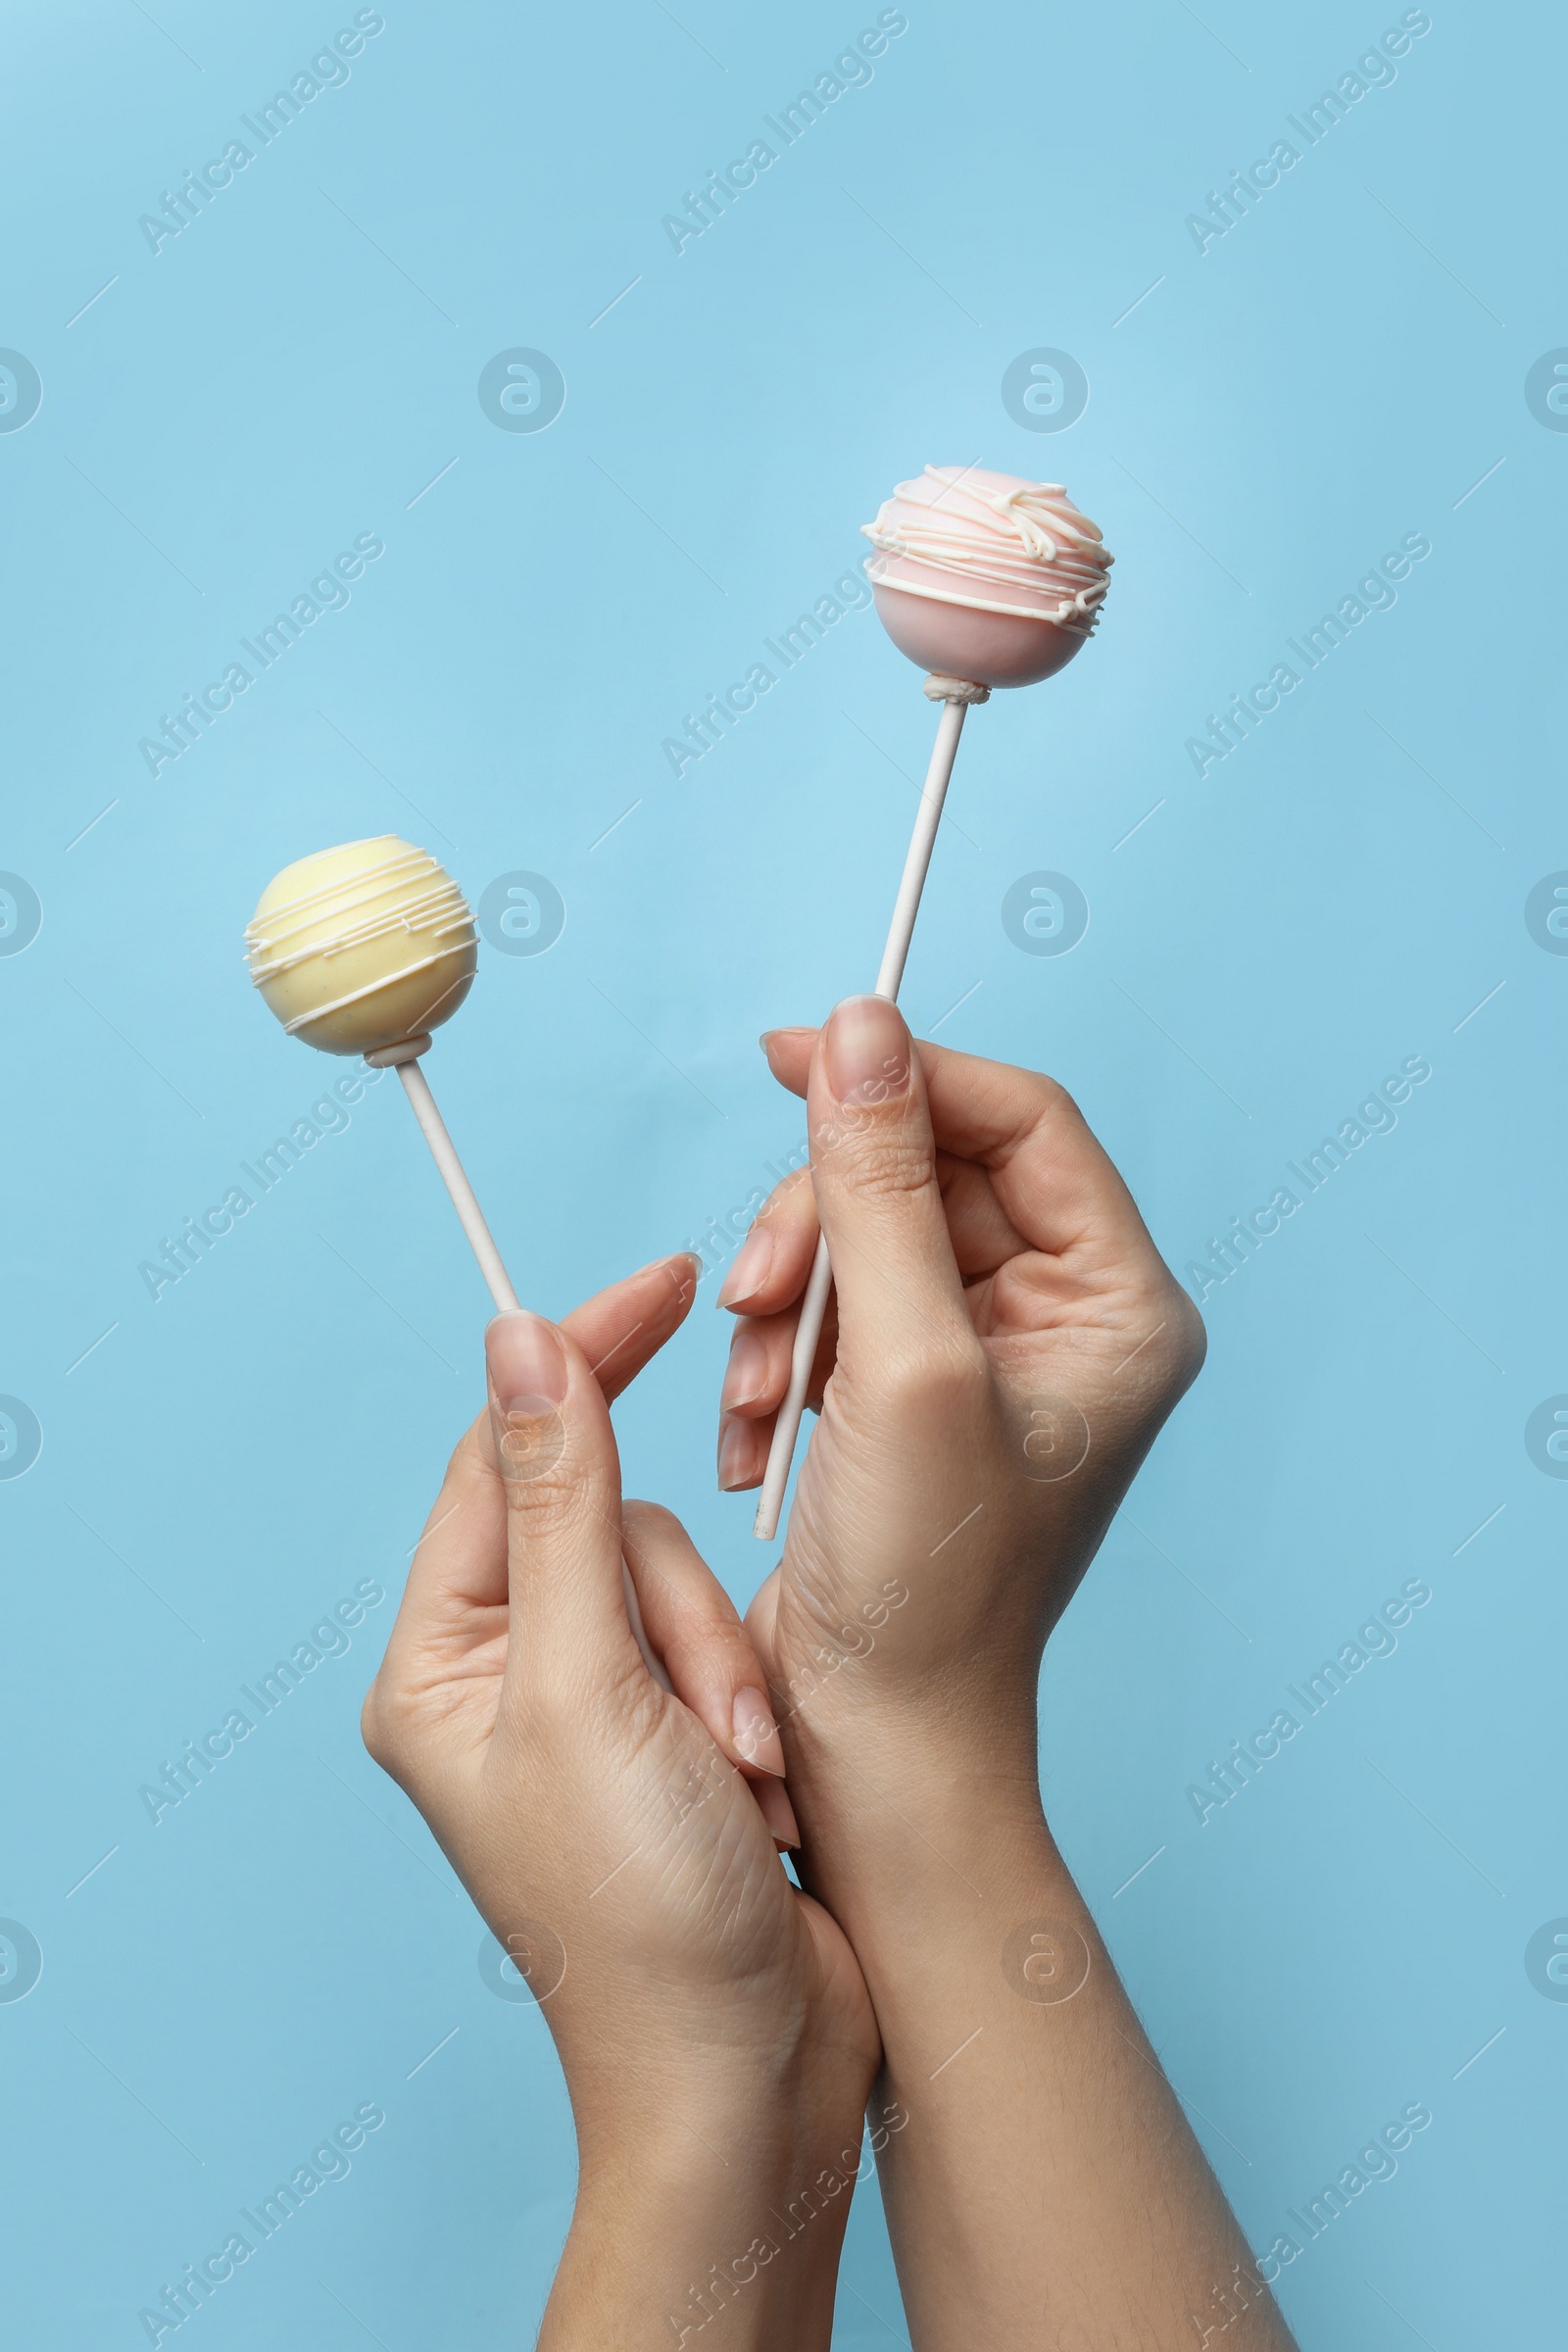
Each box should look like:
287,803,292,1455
711,1006,1298,2352
716,997,1205,1785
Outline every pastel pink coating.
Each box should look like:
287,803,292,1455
862,466,1112,689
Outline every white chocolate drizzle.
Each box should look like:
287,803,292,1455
245,839,475,1033
861,466,1112,630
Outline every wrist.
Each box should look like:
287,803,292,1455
790,1739,1066,1978
785,1690,1046,1862
769,1586,1046,1809
562,1989,874,2167
548,2066,873,2351
572,2048,870,2192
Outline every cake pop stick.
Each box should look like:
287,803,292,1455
362,1034,519,1312
752,467,1113,1544
753,674,982,1541
245,835,670,1687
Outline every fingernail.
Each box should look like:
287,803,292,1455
628,1251,700,1315
720,1326,769,1413
716,1227,773,1309
716,1416,755,1492
824,995,911,1107
760,1026,813,1052
635,1250,702,1287
732,1686,786,1776
662,1250,702,1308
755,1775,801,1849
485,1308,567,1411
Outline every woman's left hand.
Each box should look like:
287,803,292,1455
363,1253,881,2349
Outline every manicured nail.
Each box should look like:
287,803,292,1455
716,1416,755,1491
720,1326,769,1413
824,995,911,1107
486,1308,568,1412
716,1227,773,1309
732,1686,786,1776
755,1775,801,1849
662,1250,702,1307
636,1250,702,1288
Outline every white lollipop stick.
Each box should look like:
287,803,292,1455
753,674,988,1543
368,1035,520,1313
365,1035,671,1690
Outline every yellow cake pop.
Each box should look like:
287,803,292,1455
245,835,476,1056
242,833,675,1691
245,834,514,1308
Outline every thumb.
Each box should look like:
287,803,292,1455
484,1308,636,1706
807,996,973,1372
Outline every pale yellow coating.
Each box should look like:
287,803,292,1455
245,835,477,1055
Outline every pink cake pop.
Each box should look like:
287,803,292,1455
863,465,1111,687
753,466,1113,1542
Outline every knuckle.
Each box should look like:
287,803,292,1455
1168,1287,1207,1384
876,1332,989,1423
820,1115,934,1203
503,1477,583,1548
1036,1071,1079,1123
1110,1282,1207,1412
1146,1272,1206,1379
999,1061,1078,1141
758,1164,813,1226
501,1455,618,1571
360,1679,403,1776
622,1498,680,1546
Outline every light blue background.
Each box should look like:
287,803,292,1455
2,1,1560,2342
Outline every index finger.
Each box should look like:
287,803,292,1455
564,1250,700,1405
762,1027,1153,1267
396,1251,702,1636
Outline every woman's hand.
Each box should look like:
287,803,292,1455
710,1011,1296,2352
716,999,1205,1779
363,1254,880,2349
